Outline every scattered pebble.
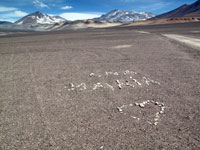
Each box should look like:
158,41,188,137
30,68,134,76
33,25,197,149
132,79,142,86
143,77,150,85
159,106,165,114
93,83,103,90
116,80,120,84
139,103,145,108
116,80,123,89
129,104,133,106
117,107,123,113
105,71,119,76
76,83,87,90
68,83,87,91
123,70,130,75
105,83,114,91
130,71,137,75
131,116,140,120
135,100,150,108
154,122,158,126
70,83,74,88
68,83,75,91
143,77,160,86
147,121,152,125
89,73,95,77
125,80,135,88
124,70,137,75
117,104,127,113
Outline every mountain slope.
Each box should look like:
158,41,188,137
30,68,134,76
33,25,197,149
152,0,200,19
15,11,66,25
184,10,200,17
95,9,156,23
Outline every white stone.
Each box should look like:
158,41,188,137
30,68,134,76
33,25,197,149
89,73,95,77
117,107,123,112
139,103,145,108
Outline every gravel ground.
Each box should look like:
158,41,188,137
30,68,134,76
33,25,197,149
0,22,200,150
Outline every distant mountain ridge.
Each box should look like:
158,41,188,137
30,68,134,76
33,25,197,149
152,0,200,19
15,11,66,25
95,9,156,23
0,21,13,25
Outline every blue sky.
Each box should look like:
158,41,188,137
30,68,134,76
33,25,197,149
0,0,197,22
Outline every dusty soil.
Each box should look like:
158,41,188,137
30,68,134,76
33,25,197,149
0,23,200,149
126,17,200,26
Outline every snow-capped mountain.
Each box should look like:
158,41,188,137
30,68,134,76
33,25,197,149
15,11,66,25
95,9,156,23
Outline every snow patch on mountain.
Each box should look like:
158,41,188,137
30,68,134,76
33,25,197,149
15,11,66,25
95,9,156,23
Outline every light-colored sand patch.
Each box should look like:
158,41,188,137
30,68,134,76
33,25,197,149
55,22,122,30
163,34,200,50
0,32,8,36
87,23,121,28
136,31,150,34
113,45,132,49
190,31,200,33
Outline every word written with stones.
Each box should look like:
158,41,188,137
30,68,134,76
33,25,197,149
67,70,161,91
117,100,165,126
66,70,165,126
